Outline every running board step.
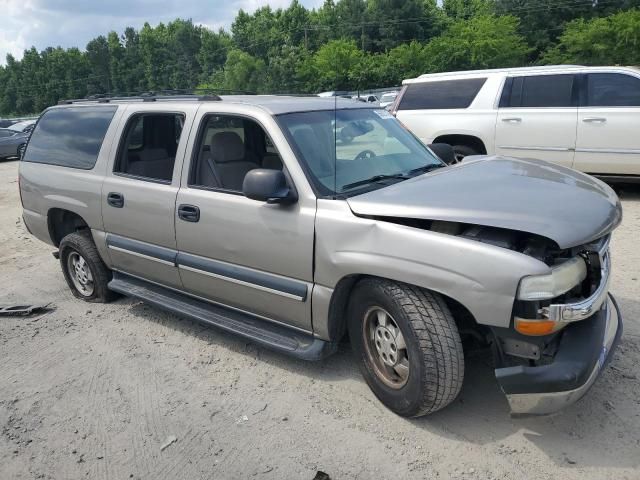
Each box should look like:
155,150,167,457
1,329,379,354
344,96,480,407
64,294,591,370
108,272,336,361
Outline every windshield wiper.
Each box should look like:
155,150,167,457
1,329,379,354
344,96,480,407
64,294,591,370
341,173,409,191
406,163,445,177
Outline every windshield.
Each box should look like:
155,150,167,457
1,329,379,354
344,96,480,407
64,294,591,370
277,108,443,196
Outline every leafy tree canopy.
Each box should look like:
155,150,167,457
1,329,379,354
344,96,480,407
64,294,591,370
0,1,638,115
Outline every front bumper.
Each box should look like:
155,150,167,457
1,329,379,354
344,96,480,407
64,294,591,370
495,294,622,415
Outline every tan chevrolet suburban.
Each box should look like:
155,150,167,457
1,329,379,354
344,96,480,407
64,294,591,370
19,94,622,417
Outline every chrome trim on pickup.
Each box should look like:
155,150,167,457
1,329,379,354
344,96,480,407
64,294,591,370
498,145,574,152
542,248,610,323
178,264,306,302
107,245,176,266
575,147,640,155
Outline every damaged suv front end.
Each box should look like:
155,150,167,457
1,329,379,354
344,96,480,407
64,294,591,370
495,233,622,415
343,155,623,415
280,105,622,416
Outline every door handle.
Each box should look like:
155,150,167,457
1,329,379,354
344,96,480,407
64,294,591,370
178,204,200,223
583,117,607,124
501,117,522,123
107,192,124,208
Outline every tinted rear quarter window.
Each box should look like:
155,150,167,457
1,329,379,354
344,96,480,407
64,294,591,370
503,74,575,108
23,106,117,169
398,78,487,110
587,73,640,107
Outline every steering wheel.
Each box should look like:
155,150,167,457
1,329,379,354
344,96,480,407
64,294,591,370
354,150,377,161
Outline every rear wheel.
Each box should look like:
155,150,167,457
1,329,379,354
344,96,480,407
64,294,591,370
348,278,464,417
59,231,115,303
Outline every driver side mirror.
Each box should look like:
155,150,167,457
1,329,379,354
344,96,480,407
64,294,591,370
243,169,297,205
427,143,456,165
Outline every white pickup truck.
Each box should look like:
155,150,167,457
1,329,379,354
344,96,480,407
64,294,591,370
393,65,640,181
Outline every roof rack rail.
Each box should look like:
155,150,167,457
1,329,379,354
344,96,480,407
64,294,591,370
58,88,258,106
58,93,222,105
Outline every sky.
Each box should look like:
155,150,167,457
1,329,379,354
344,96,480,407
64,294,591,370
0,0,325,65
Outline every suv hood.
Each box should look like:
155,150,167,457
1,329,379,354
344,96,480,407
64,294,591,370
347,156,622,249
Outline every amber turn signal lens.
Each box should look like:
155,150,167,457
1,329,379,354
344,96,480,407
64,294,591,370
514,318,558,336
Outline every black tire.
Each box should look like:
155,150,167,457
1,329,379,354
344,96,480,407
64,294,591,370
451,144,478,163
348,278,464,417
59,231,116,303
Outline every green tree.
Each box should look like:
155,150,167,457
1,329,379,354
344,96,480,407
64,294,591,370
424,15,530,72
442,0,494,20
198,28,232,83
495,0,640,56
86,36,111,93
205,48,267,93
377,41,430,86
264,45,310,93
366,0,443,52
299,39,367,91
543,9,640,65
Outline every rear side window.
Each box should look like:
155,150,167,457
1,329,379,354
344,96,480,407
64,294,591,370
587,73,640,107
502,74,575,108
398,78,487,110
23,106,116,169
114,113,184,183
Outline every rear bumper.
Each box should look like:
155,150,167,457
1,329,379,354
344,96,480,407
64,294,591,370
495,294,622,416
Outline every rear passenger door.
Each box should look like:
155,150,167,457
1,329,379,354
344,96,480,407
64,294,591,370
174,110,315,332
574,71,640,175
495,74,578,167
101,105,197,288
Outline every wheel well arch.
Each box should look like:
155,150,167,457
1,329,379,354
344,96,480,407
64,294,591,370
47,208,90,247
326,274,481,342
432,134,487,155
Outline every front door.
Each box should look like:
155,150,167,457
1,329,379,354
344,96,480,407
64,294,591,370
495,73,578,168
174,112,315,332
574,71,640,175
102,105,197,288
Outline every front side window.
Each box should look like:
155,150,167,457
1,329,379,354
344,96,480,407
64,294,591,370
398,78,487,110
587,73,640,107
23,106,117,169
278,108,443,196
114,113,184,182
189,115,282,192
504,74,575,108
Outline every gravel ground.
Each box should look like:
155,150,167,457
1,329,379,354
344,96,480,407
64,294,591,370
0,159,638,480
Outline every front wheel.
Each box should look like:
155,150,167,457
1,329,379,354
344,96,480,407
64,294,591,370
348,279,464,417
59,231,116,302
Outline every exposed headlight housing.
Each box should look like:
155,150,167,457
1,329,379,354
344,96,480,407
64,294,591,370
518,256,587,301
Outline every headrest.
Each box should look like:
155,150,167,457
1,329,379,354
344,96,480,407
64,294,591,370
210,131,245,163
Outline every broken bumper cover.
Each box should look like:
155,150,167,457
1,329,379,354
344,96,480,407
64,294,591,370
495,294,622,415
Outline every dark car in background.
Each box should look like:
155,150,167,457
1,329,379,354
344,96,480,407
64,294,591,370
8,119,37,135
0,128,28,160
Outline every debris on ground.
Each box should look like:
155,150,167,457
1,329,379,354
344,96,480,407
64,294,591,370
0,303,53,316
160,436,177,452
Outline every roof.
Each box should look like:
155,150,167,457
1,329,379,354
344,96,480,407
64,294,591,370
55,94,376,115
404,65,639,84
220,95,375,114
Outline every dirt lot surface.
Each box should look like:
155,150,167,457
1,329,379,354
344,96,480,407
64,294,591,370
0,159,639,480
